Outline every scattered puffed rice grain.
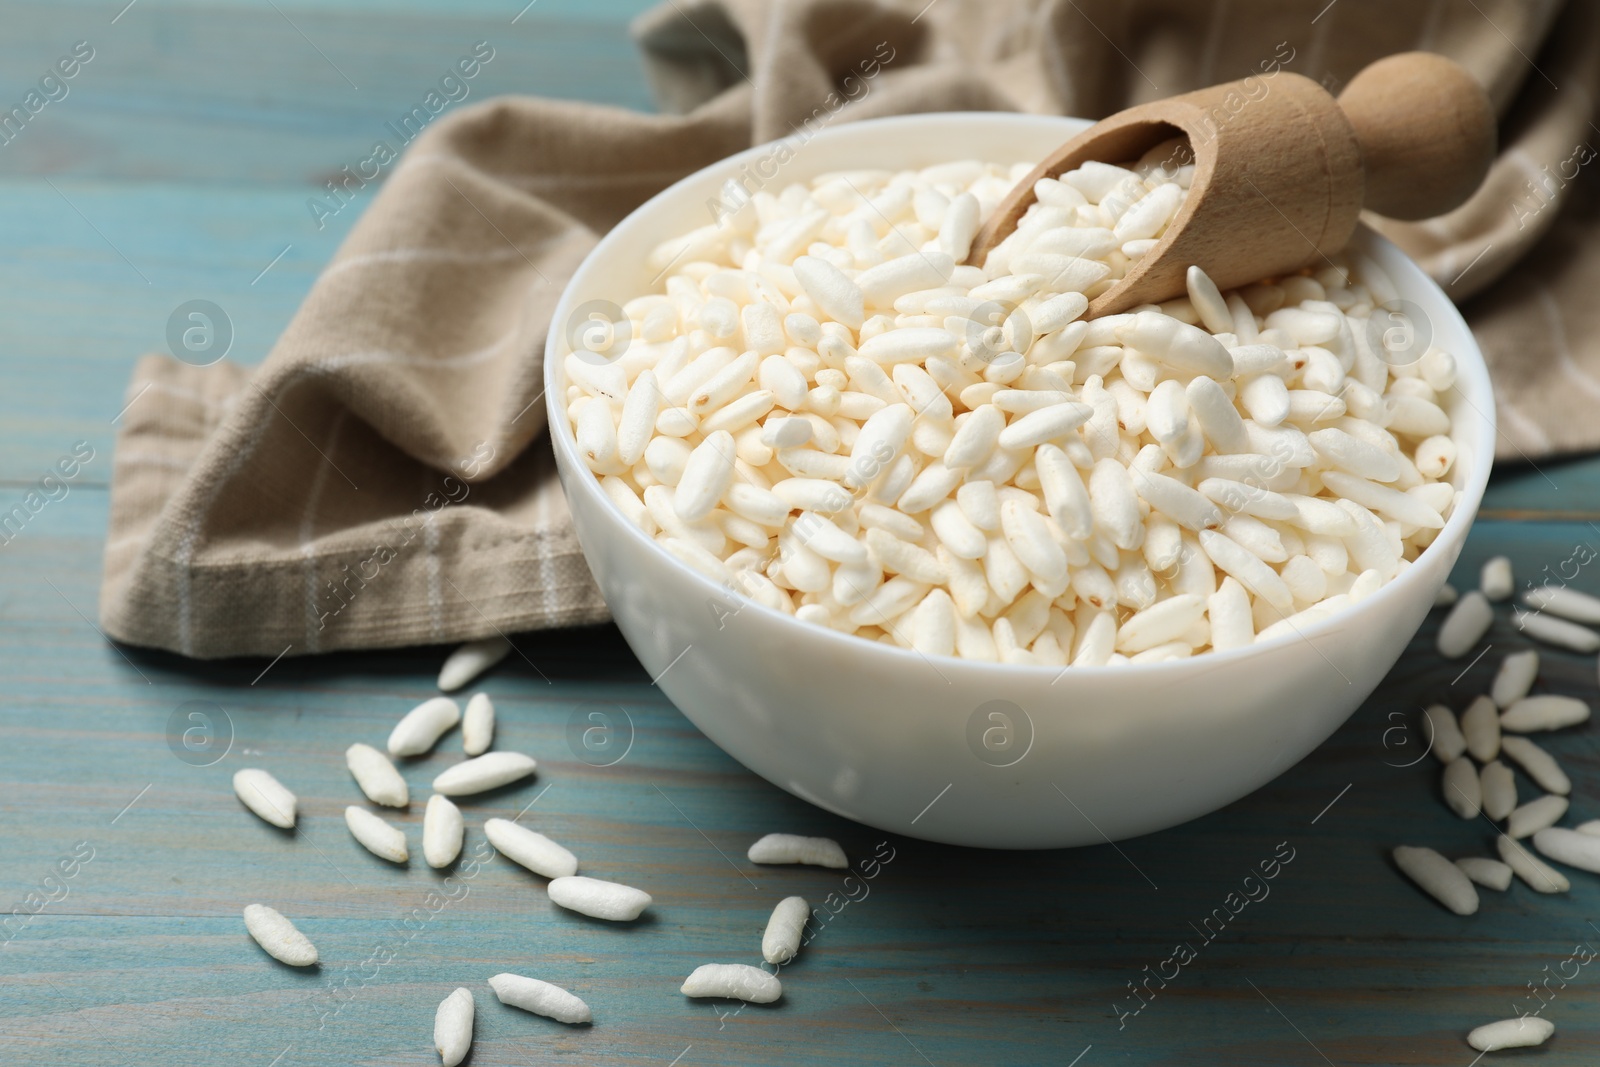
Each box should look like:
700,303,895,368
424,794,464,869
1391,845,1478,915
681,963,783,1003
1501,695,1591,733
1480,556,1513,601
1507,795,1569,839
1422,704,1466,763
347,742,409,807
1479,761,1517,821
1434,582,1458,608
434,987,474,1067
438,635,513,692
1441,757,1480,819
1578,820,1600,836
488,973,593,1025
762,896,809,965
484,818,577,879
1490,649,1539,709
1467,1016,1553,1052
1499,736,1570,795
1514,608,1600,652
462,692,494,756
1461,695,1499,762
1454,857,1513,891
345,805,408,863
747,833,848,868
233,768,297,829
1523,584,1600,624
1498,834,1570,893
243,904,318,966
1437,591,1492,658
433,751,537,796
389,697,462,757
547,875,652,921
1533,826,1600,873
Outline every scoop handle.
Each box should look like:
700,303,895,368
1336,51,1496,221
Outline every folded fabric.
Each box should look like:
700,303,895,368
101,0,1600,658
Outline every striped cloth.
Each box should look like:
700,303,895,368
101,0,1600,658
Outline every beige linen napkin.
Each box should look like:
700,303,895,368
101,0,1600,658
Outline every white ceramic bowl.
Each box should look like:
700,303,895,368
545,112,1494,849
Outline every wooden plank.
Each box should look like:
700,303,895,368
0,1,661,185
0,181,348,484
1480,453,1600,521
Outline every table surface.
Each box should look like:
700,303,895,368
5,2,1600,1064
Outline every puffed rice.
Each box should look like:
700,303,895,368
681,963,782,1003
488,973,593,1024
434,987,474,1066
569,157,1460,662
233,768,297,829
747,833,848,868
243,903,317,966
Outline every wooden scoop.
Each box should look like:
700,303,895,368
967,52,1496,317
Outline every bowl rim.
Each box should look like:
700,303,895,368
544,110,1495,679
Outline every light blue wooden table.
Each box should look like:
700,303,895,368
4,2,1600,1064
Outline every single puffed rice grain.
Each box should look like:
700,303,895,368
1437,591,1493,658
1480,556,1513,600
423,794,464,869
389,697,461,758
1454,857,1513,891
1480,761,1517,821
1498,735,1570,795
1522,585,1600,624
347,743,408,807
1490,649,1539,709
1460,695,1499,762
1498,833,1570,893
681,963,783,1003
1467,1017,1553,1053
484,818,577,879
488,973,593,1024
243,904,317,966
1441,757,1480,819
434,987,474,1066
1501,695,1591,733
547,875,652,921
1532,826,1600,873
1422,704,1466,763
1514,608,1600,652
747,833,848,868
438,636,512,692
462,692,494,756
233,768,297,829
1507,795,1568,839
762,895,810,964
345,805,408,863
433,752,538,795
1392,845,1478,915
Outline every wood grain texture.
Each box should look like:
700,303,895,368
3,1,1600,1065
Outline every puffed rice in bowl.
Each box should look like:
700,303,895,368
545,112,1493,848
